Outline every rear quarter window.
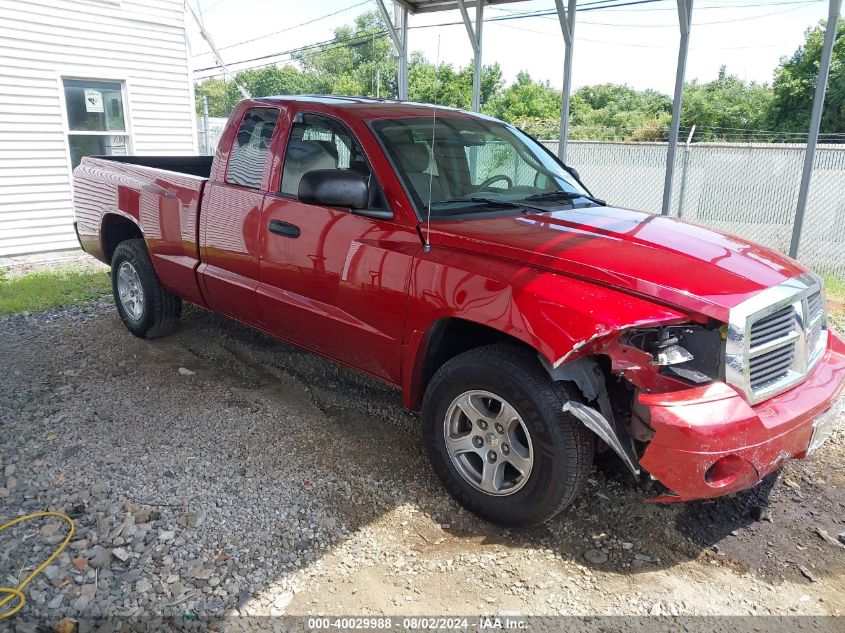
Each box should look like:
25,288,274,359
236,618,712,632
226,108,280,188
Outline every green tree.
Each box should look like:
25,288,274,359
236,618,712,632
481,71,560,138
235,66,314,98
195,78,242,117
567,84,671,140
195,66,315,116
294,11,397,97
408,52,502,109
484,71,561,120
769,19,845,135
192,8,809,142
682,67,773,140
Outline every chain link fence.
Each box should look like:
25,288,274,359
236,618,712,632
196,117,843,277
542,139,845,278
197,116,228,155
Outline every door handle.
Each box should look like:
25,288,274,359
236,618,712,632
268,219,300,238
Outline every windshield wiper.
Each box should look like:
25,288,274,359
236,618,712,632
524,190,607,206
431,197,546,213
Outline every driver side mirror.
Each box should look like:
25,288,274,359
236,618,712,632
566,166,581,182
298,169,394,220
299,169,369,209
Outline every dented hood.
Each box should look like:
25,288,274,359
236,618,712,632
429,206,807,322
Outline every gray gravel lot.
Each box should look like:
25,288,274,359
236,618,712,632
1,298,844,628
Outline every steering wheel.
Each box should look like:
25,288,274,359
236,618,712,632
477,174,513,190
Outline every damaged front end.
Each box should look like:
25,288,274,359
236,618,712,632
544,318,729,487
543,315,845,503
547,313,845,503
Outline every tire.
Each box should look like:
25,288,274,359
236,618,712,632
111,238,181,339
422,343,594,527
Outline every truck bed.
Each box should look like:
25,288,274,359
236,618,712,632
73,155,209,307
95,155,214,179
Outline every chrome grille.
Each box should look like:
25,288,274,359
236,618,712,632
749,305,796,347
749,345,795,390
726,274,828,405
808,292,823,320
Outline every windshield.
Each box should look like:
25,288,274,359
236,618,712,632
370,116,591,218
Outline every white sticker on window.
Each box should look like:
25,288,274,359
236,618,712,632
84,89,104,113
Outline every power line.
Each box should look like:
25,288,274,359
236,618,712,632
193,0,824,78
197,0,229,15
194,2,664,73
192,1,660,66
194,1,372,57
195,30,380,74
493,0,823,14
572,0,822,28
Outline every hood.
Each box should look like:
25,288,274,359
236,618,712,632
428,206,807,322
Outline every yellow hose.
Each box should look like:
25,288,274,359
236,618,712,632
0,512,75,620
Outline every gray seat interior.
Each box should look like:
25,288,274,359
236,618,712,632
393,142,448,206
281,139,338,195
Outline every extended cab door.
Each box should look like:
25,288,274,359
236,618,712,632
257,112,419,384
199,106,281,324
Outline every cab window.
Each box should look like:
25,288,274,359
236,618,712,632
280,114,386,210
226,108,279,188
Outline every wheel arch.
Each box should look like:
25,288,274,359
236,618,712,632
405,315,649,476
101,212,144,264
404,317,544,412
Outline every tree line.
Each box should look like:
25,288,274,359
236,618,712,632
195,11,845,143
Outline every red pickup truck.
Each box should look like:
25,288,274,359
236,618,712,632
73,96,845,527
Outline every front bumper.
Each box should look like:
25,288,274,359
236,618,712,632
638,332,845,502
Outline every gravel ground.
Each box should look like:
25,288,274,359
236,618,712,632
1,298,844,629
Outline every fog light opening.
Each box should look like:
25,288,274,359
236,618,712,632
705,455,751,489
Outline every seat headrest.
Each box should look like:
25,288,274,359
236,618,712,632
286,139,334,165
394,142,430,174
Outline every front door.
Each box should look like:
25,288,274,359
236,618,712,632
258,113,419,384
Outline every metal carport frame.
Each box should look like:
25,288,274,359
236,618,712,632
790,0,842,258
386,0,843,254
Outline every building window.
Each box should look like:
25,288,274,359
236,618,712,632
63,79,129,169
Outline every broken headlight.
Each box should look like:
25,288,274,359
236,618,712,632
623,324,724,384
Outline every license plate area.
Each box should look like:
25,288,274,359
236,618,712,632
808,392,845,455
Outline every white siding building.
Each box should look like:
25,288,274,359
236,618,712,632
0,0,197,256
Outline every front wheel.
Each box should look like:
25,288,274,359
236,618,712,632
422,343,594,527
111,238,181,338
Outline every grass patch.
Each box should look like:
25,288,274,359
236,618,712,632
0,268,111,316
823,275,845,303
822,275,845,332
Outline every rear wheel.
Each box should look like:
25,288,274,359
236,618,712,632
111,238,181,338
422,343,594,527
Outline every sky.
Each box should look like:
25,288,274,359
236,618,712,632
187,0,836,95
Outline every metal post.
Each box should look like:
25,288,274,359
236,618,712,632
677,124,695,218
555,0,576,162
457,0,483,112
376,0,408,100
399,5,409,100
472,2,483,112
202,95,210,155
789,0,842,259
661,0,693,216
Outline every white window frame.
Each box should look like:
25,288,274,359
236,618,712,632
59,76,133,171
